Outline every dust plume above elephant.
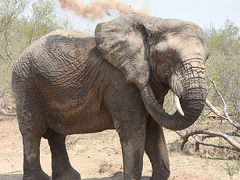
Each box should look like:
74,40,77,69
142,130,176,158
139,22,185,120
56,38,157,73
12,14,209,180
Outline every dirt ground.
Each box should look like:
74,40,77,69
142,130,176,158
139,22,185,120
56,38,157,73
0,118,239,180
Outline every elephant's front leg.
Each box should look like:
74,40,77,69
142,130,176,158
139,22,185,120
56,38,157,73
145,117,170,180
120,127,146,180
47,130,80,180
105,81,147,180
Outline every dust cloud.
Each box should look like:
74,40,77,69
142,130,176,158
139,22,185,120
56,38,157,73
60,0,148,21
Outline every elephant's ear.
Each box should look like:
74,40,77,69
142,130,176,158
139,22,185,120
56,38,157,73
95,15,150,88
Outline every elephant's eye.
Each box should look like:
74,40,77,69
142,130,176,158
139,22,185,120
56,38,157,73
151,50,168,63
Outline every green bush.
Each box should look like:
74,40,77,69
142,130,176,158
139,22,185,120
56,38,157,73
0,0,70,105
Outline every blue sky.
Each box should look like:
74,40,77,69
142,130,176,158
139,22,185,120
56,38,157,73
56,0,240,32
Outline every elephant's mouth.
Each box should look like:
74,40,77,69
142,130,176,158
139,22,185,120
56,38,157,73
169,92,204,118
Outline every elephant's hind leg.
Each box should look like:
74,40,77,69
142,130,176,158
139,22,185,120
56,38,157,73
47,129,80,180
14,81,50,180
22,133,49,180
145,117,170,180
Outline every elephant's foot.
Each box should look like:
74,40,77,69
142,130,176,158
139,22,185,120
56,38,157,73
150,172,169,180
52,167,81,180
150,176,168,180
23,169,50,180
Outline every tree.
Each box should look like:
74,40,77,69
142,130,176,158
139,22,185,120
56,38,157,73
0,0,71,108
205,19,240,118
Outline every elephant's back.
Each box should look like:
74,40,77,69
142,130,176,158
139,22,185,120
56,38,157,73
13,30,95,78
12,30,99,110
42,30,95,61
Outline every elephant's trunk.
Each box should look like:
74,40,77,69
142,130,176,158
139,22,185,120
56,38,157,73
141,60,207,130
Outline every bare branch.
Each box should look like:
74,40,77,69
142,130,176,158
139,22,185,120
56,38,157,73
205,99,222,116
176,131,184,137
3,31,13,64
0,109,16,117
0,5,19,33
194,138,239,152
0,54,11,65
179,130,240,152
224,131,240,137
207,76,240,130
202,131,240,138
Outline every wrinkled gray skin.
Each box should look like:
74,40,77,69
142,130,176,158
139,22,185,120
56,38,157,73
12,14,208,180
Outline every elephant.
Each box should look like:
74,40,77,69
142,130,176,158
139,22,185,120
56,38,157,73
12,14,209,180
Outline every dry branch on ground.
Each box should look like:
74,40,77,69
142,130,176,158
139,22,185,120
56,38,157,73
175,77,240,154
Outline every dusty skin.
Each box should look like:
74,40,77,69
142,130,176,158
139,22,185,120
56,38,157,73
0,118,239,180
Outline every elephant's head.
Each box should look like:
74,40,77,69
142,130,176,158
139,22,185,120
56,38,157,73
95,14,209,130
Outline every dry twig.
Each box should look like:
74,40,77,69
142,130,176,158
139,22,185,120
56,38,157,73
178,130,240,152
175,77,240,153
0,108,16,117
207,76,240,130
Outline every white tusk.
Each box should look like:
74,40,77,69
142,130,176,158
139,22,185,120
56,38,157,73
174,95,184,116
205,99,221,116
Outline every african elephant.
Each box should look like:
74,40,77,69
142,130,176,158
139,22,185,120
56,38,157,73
12,14,208,180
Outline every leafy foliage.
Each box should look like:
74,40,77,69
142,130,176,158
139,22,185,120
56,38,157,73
224,160,240,179
204,19,240,118
0,0,70,104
